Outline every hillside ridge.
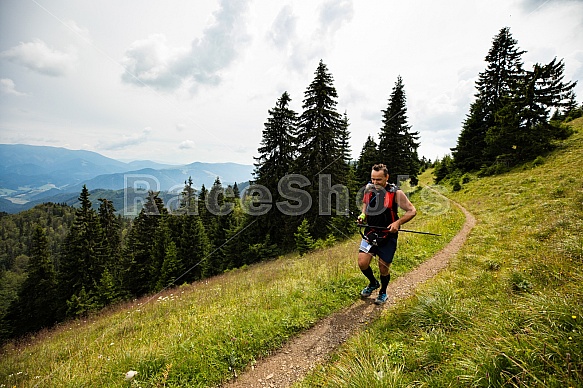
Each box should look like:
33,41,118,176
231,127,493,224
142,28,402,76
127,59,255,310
223,199,475,387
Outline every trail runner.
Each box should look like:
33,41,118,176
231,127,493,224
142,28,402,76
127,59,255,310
357,163,417,304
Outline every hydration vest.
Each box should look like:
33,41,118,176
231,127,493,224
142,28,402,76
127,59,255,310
363,183,399,245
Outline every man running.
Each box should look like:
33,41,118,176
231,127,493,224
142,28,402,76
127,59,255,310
357,163,417,304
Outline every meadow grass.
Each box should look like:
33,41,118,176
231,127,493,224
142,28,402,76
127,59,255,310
0,182,464,387
297,118,583,388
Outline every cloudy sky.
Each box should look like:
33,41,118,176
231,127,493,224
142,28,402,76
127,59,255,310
1,0,582,166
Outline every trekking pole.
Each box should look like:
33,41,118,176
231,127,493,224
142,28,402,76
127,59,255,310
356,224,441,236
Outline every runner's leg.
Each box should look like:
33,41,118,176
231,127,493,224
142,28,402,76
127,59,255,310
358,251,377,284
378,258,391,294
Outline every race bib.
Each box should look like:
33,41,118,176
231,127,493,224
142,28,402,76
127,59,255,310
359,239,372,253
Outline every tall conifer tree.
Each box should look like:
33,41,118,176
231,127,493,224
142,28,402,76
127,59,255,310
295,60,347,238
356,135,380,185
254,91,297,185
329,112,357,236
201,178,234,277
123,191,167,296
8,225,58,335
96,198,124,303
377,76,420,184
487,58,577,163
179,213,210,282
175,177,211,282
59,185,103,315
253,91,298,249
453,27,525,170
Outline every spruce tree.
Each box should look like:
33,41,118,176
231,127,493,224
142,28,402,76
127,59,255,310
487,58,577,163
177,176,197,215
149,217,176,291
253,91,298,249
179,213,210,282
356,135,380,185
452,27,525,171
232,182,240,198
58,185,103,316
173,177,211,282
452,99,489,171
254,91,297,186
123,191,167,296
95,267,123,307
377,76,420,184
156,240,180,291
96,198,125,298
477,27,525,113
197,184,213,233
201,178,234,277
337,112,352,182
8,225,59,336
433,155,454,184
561,92,582,121
294,218,315,256
295,60,347,239
329,112,357,237
97,198,120,254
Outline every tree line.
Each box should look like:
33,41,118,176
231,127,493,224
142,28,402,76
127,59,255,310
0,60,421,341
435,27,580,184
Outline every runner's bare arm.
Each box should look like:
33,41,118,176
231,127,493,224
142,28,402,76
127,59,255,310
388,190,417,232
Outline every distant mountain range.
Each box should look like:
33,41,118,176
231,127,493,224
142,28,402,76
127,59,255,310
0,144,254,214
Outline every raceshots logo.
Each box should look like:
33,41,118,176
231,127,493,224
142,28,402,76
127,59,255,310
123,173,450,217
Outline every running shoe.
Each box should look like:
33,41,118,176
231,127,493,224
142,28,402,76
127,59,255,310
374,292,388,305
360,281,380,297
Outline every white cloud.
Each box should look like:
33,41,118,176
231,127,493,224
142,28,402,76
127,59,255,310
268,5,297,49
520,0,583,13
179,140,195,149
121,0,251,92
121,34,185,90
317,0,354,36
281,0,354,73
63,20,92,43
0,78,27,96
0,39,77,77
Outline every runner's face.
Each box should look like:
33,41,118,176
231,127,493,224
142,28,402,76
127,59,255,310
370,169,388,187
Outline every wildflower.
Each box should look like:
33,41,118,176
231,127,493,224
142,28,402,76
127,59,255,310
125,370,138,380
572,315,577,319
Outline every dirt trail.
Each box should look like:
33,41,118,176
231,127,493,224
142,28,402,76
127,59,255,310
222,201,476,388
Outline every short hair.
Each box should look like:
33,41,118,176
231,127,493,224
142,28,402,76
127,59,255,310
372,163,389,176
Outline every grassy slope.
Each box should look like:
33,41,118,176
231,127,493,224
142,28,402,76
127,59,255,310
0,180,465,386
298,118,583,388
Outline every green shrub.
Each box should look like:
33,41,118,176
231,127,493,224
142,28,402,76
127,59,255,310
532,155,545,167
509,271,533,293
294,219,315,256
